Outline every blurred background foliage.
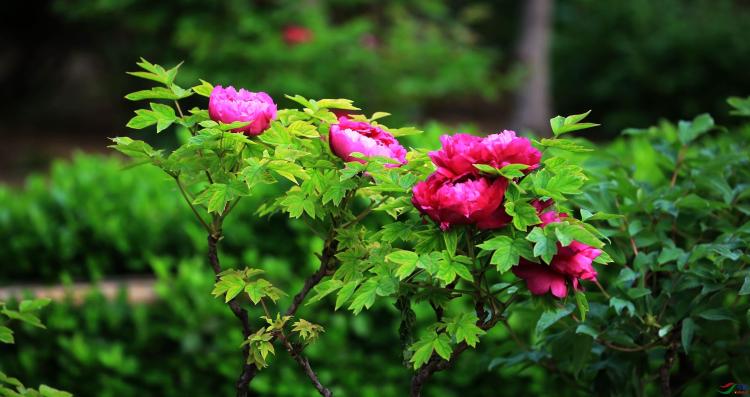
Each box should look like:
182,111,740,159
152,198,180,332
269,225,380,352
1,0,749,396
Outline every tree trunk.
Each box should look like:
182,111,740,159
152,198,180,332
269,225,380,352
512,0,553,136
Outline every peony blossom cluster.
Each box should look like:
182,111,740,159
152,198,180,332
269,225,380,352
328,117,407,167
512,211,601,298
412,131,541,230
208,86,277,136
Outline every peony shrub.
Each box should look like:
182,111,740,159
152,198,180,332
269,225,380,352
114,59,613,397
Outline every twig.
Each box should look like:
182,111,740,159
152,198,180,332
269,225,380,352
173,176,212,233
279,335,333,397
593,279,611,299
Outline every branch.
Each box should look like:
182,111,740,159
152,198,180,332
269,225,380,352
208,234,257,397
285,233,339,317
280,335,333,397
409,295,505,397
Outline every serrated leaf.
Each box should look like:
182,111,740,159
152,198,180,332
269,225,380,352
538,138,594,152
478,236,533,273
443,229,458,258
317,98,359,110
348,279,378,314
335,280,360,310
245,279,273,304
526,227,557,264
387,250,420,280
535,305,574,337
306,279,344,305
504,200,541,231
445,313,485,347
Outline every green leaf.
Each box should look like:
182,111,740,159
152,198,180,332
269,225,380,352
292,319,325,342
697,308,736,322
677,113,714,144
348,279,378,314
0,326,13,344
549,110,599,136
504,200,542,231
526,227,557,264
433,333,452,360
334,280,360,310
574,291,589,322
2,310,44,328
317,98,360,110
553,223,604,248
538,138,594,152
126,110,157,130
575,324,598,338
245,279,273,304
478,236,533,273
436,258,473,284
193,183,234,214
39,385,73,397
370,112,390,121
192,79,213,97
535,305,574,337
387,250,420,280
125,86,186,101
728,96,750,117
212,273,246,302
739,276,750,295
498,164,530,178
681,318,695,354
609,297,635,317
444,313,485,347
280,191,315,218
19,298,51,313
443,229,459,258
307,279,344,305
287,120,320,138
409,337,435,369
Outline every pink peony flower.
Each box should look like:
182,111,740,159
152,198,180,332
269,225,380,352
429,131,541,179
429,134,486,178
512,210,601,298
328,117,407,166
411,173,510,230
208,86,277,136
283,25,313,45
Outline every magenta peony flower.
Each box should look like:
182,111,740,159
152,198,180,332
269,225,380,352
429,131,541,179
328,117,407,166
482,130,542,172
411,173,510,231
512,211,601,298
429,134,486,178
208,86,277,136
